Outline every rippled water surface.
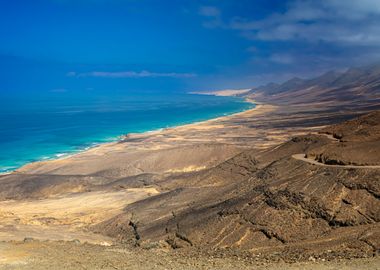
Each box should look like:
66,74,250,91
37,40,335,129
0,93,254,172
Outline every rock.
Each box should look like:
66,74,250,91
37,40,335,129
23,237,35,243
71,239,81,245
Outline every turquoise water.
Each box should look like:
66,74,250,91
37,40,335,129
0,93,254,173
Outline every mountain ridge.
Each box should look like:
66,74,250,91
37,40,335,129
246,63,380,105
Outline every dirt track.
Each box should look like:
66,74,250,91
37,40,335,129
0,105,379,269
292,154,380,169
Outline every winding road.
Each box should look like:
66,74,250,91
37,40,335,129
292,154,380,169
292,132,380,169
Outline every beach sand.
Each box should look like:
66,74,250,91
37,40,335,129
1,96,379,269
0,100,326,244
190,89,252,96
13,97,366,176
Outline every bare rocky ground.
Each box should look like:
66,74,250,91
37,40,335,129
0,111,378,269
0,241,379,270
93,121,380,262
0,81,379,269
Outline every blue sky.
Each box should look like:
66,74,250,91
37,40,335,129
1,0,380,96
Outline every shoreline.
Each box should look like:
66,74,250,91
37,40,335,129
3,96,261,175
189,88,252,97
129,97,257,132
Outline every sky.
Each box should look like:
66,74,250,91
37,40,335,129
1,0,380,97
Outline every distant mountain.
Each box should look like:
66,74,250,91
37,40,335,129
247,63,380,105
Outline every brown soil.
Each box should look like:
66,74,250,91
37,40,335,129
0,241,379,270
0,102,379,269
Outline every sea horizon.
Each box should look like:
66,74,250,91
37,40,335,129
0,92,254,173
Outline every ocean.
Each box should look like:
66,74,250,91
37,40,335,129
0,92,254,173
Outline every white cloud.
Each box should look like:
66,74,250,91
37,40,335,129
51,88,67,93
198,6,220,17
197,1,380,85
326,0,380,18
246,46,258,53
269,53,294,64
221,1,380,45
70,70,197,78
66,71,76,77
198,6,223,28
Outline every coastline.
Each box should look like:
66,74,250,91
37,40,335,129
6,95,261,175
189,88,252,97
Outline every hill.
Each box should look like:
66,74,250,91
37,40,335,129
247,63,380,108
94,111,380,261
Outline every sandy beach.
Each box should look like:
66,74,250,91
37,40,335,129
0,89,379,269
190,89,252,96
13,92,371,176
2,0,380,268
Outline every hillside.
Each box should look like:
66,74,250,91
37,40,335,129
0,73,379,268
247,63,380,108
94,112,380,261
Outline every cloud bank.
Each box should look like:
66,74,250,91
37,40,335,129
68,71,197,78
197,1,380,84
198,1,380,46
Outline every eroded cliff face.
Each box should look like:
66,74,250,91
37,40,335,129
94,113,380,260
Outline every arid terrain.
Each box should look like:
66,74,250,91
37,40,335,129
0,64,379,269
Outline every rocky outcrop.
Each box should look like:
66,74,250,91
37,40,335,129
94,112,380,259
306,111,380,166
